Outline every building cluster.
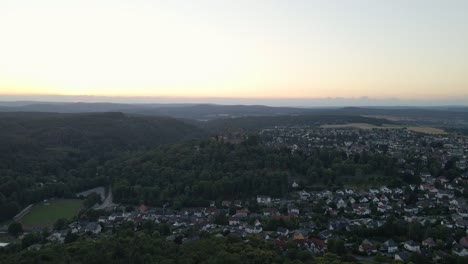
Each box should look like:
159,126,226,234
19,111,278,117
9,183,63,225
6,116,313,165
34,172,468,262
262,126,468,170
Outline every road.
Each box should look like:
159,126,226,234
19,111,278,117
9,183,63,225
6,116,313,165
77,187,106,201
94,186,116,210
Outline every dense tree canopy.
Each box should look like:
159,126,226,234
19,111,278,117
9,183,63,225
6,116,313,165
0,231,353,264
0,112,206,221
104,139,400,207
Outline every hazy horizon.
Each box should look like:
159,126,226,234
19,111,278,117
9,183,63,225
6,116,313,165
1,1,468,101
1,94,468,108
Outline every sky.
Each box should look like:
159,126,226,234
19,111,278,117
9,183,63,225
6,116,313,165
0,0,467,105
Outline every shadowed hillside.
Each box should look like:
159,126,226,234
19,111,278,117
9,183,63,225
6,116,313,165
0,112,207,221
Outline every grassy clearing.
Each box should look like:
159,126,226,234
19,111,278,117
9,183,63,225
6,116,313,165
320,123,447,134
19,199,83,229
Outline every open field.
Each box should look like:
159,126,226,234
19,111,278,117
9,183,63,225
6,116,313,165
405,126,447,134
320,123,447,134
320,123,400,129
362,115,416,122
19,199,83,229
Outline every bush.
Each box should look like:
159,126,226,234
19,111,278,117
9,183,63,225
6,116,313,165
7,222,23,237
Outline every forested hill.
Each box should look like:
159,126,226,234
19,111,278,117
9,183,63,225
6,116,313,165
0,112,207,152
104,139,400,207
0,112,207,221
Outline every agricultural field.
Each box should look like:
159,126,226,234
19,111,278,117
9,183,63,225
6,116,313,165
320,123,400,129
362,115,416,122
320,123,447,134
19,199,83,229
405,126,447,134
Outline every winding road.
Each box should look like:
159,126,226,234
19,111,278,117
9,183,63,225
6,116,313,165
94,186,116,210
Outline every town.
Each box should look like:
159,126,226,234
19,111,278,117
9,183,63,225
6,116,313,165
3,126,467,263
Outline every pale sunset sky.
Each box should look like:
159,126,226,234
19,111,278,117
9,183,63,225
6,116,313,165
0,0,467,103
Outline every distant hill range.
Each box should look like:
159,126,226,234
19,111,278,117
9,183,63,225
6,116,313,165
0,102,467,130
0,102,321,119
0,101,467,122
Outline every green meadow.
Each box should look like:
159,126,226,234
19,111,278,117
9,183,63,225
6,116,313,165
19,199,83,228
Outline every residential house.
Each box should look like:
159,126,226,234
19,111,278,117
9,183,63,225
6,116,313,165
85,222,102,234
336,199,347,209
380,186,392,194
382,239,398,253
394,251,411,262
299,191,311,200
293,231,306,241
263,208,279,216
257,195,271,204
277,227,289,236
69,222,84,234
380,194,389,202
301,221,317,231
254,219,262,227
459,236,468,248
455,219,468,229
433,250,448,262
292,181,299,188
437,190,454,199
404,206,419,214
228,217,240,226
403,240,420,252
329,220,350,232
452,244,468,256
47,231,66,243
359,197,369,203
233,200,242,207
353,204,371,216
377,204,391,213
307,238,326,254
324,208,337,217
139,204,149,213
221,200,232,207
288,204,300,215
318,230,332,240
359,239,377,255
422,237,436,248
234,209,249,218
245,225,262,234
